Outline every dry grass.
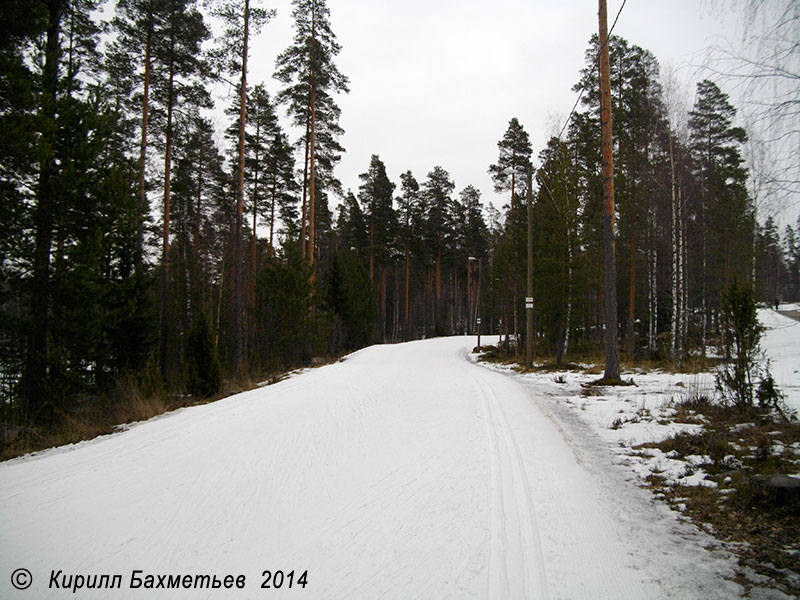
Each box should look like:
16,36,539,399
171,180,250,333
0,357,342,462
640,399,800,596
2,369,252,461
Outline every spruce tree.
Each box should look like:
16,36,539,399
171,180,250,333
535,137,580,363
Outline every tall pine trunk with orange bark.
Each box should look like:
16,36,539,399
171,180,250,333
275,0,349,282
211,0,273,372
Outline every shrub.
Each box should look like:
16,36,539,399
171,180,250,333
715,279,763,410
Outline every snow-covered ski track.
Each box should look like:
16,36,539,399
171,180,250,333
1,336,743,599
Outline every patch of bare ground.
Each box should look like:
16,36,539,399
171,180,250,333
640,398,800,596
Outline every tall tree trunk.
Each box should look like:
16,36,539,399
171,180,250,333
670,138,679,364
232,0,250,373
136,22,153,273
436,246,441,303
268,183,276,257
251,192,257,307
513,283,518,356
626,235,636,357
701,195,707,359
598,0,620,380
466,254,471,334
562,234,573,359
251,119,261,307
750,209,757,286
380,266,387,341
701,136,711,359
193,149,204,308
308,84,316,276
680,189,688,360
369,218,374,282
557,245,566,365
215,257,225,349
300,119,309,257
404,245,410,340
510,149,516,214
307,7,317,278
25,0,63,421
648,204,657,354
159,50,176,378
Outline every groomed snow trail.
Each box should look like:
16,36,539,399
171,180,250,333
1,337,739,599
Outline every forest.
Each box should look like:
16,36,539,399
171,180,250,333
1,0,798,434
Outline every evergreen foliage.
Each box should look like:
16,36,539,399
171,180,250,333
716,279,763,410
326,250,376,351
187,311,222,398
0,1,796,444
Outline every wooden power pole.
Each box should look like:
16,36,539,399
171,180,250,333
526,167,534,369
598,0,620,381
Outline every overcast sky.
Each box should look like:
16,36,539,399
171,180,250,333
211,0,797,227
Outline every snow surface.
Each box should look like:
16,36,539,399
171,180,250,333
476,308,799,499
1,336,752,599
759,306,800,414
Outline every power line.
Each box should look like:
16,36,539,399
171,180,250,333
556,0,629,141
535,0,628,216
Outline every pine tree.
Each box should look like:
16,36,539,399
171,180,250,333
422,166,455,334
754,216,783,303
151,0,209,377
224,84,290,301
209,0,274,373
0,2,47,415
112,0,166,272
689,79,749,355
357,155,396,340
453,185,488,334
488,118,532,215
397,171,423,338
358,155,396,282
274,0,348,275
336,192,369,266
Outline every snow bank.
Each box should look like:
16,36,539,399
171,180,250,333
759,308,800,414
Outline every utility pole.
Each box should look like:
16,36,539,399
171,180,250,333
599,0,620,381
526,167,534,369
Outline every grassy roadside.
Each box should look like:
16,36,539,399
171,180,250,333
641,397,800,596
0,358,342,462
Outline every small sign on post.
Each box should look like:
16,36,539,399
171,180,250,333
476,317,482,349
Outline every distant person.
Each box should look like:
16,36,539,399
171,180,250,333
775,299,779,311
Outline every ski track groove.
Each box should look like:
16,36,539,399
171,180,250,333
462,358,549,600
0,337,747,600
